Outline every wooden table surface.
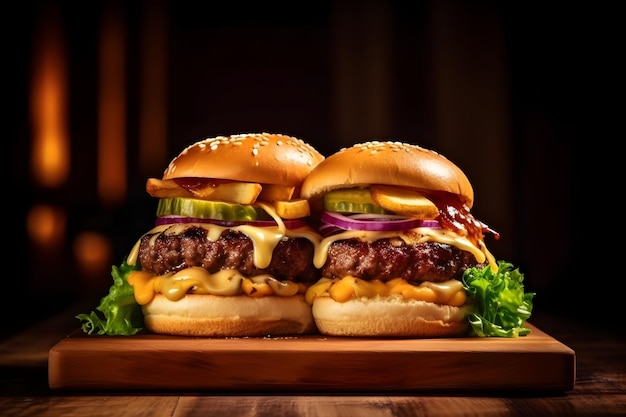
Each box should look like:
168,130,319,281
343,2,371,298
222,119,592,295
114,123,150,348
1,302,624,417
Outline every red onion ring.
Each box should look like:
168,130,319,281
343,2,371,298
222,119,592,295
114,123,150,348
320,211,440,233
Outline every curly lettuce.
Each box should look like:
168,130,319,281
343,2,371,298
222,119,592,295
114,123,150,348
462,261,535,337
76,260,144,336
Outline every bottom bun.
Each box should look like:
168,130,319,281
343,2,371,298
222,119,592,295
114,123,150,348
312,296,472,337
143,294,315,337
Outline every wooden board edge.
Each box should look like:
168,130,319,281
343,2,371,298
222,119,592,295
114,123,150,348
48,322,576,393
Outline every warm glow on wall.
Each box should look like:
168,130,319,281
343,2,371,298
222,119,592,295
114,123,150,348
98,5,127,207
73,231,112,283
30,5,70,188
27,204,67,248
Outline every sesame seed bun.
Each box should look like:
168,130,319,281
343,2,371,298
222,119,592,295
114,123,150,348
163,132,325,188
132,133,325,337
300,141,483,338
300,141,474,207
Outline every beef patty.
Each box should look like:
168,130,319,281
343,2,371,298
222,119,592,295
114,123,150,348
137,226,319,283
322,238,484,283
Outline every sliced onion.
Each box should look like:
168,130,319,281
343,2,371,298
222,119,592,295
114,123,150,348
155,216,308,229
415,219,441,228
155,216,212,226
319,222,344,237
320,211,440,233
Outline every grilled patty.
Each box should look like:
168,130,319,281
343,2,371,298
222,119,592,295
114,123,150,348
137,226,482,285
322,238,484,283
137,226,319,283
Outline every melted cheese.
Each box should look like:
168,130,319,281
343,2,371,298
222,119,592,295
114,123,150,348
304,276,467,306
125,201,321,305
125,221,319,305
127,222,321,271
128,267,308,305
125,200,494,306
304,226,495,306
313,227,496,271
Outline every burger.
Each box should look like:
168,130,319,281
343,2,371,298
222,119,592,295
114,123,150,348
77,133,325,337
300,140,533,338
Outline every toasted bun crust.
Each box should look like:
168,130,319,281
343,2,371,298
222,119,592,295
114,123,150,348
301,141,474,207
312,296,471,337
162,133,325,187
142,294,316,337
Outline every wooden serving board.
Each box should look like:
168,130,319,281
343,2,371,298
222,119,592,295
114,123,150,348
48,323,575,393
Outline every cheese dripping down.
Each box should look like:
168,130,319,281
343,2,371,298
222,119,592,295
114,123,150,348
125,210,320,304
125,203,495,305
304,276,467,306
312,227,496,270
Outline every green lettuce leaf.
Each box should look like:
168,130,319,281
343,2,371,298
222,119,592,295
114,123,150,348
462,261,535,337
76,260,144,336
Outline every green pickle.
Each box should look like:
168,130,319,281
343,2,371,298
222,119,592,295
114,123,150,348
323,188,389,214
157,198,271,221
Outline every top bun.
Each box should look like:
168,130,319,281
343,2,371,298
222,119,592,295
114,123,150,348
163,133,325,187
300,141,474,207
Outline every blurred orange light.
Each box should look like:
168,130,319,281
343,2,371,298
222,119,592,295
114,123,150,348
73,231,112,279
26,204,66,248
30,5,70,188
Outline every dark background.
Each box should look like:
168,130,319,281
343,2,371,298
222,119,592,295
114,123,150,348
6,1,622,339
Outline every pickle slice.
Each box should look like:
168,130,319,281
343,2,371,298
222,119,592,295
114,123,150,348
157,198,271,221
323,188,389,214
370,185,439,219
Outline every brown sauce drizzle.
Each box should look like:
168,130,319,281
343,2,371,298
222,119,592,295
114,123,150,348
427,191,500,246
173,177,236,192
